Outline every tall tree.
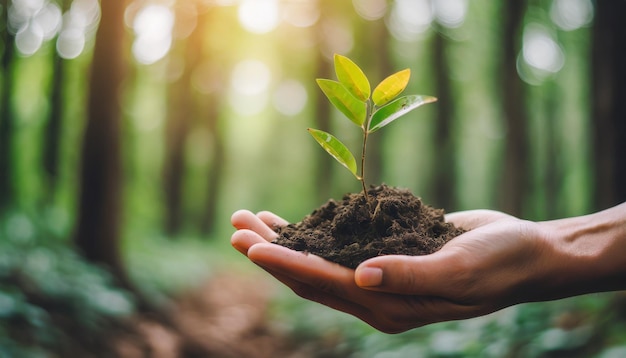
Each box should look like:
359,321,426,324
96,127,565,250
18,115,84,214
74,0,128,283
196,7,227,235
311,1,335,203
0,0,16,215
431,29,457,210
591,1,626,210
162,38,194,235
42,0,71,200
499,1,529,216
200,87,226,235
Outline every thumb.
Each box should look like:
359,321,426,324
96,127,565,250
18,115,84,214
354,251,462,297
445,209,513,230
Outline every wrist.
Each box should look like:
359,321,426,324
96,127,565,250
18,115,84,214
539,203,626,299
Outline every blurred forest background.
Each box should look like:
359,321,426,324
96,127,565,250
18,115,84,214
1,0,625,356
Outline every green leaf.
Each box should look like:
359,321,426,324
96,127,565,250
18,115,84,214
334,54,371,102
307,128,359,179
368,95,437,133
316,79,366,127
372,68,411,106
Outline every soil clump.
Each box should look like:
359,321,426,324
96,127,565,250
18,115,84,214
273,184,466,269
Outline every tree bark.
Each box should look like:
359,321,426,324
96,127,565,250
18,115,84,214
432,29,456,210
0,0,16,215
200,90,225,235
42,0,71,200
74,0,128,283
499,1,529,216
591,1,626,210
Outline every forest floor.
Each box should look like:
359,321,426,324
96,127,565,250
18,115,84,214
110,272,317,358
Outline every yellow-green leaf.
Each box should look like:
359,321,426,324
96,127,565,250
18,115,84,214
308,128,359,179
334,54,371,102
368,95,437,133
372,69,411,106
316,79,366,127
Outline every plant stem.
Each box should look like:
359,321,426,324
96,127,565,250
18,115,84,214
360,126,369,202
361,100,373,203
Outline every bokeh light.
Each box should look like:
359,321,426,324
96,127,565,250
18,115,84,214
522,24,564,74
15,22,44,56
131,4,174,65
9,0,62,56
352,0,387,21
550,0,594,31
56,0,101,59
282,0,320,28
229,59,272,115
517,23,565,85
237,0,280,34
272,79,308,116
387,0,433,41
433,0,468,29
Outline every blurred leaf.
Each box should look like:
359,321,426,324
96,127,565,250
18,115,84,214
372,69,411,106
368,95,437,133
316,79,366,127
307,128,359,178
334,54,371,102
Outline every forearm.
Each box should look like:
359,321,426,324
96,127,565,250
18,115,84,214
540,202,626,299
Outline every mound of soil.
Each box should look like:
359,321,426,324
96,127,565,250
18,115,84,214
273,184,465,269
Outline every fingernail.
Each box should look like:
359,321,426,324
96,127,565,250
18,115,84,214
356,267,383,287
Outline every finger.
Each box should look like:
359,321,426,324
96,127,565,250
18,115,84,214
256,211,289,229
251,244,485,331
254,263,375,326
247,243,387,307
355,251,463,297
445,210,513,230
231,210,279,241
231,229,267,255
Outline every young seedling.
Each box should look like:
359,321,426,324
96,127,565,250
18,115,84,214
309,54,437,203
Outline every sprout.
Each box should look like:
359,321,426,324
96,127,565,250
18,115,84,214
310,54,437,202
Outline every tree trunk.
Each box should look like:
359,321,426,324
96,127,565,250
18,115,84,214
313,13,334,203
591,1,626,210
432,29,456,210
0,1,16,215
200,90,225,235
42,0,71,201
499,1,529,216
74,0,128,284
43,49,66,199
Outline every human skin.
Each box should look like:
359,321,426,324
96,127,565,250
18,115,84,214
230,202,626,333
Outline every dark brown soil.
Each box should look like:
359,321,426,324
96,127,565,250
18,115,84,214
273,184,466,269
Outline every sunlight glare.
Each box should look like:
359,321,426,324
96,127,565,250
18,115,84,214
15,22,44,56
56,0,101,59
9,0,62,55
434,0,468,28
283,0,320,28
319,18,353,59
34,2,62,40
522,24,564,74
387,0,433,42
56,28,85,59
238,0,280,34
132,4,174,65
273,79,308,116
353,0,387,21
230,59,272,115
550,0,593,31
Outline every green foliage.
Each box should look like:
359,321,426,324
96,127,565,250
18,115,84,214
0,213,135,356
310,54,437,196
271,292,625,358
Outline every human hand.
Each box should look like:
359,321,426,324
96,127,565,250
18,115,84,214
230,207,623,333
